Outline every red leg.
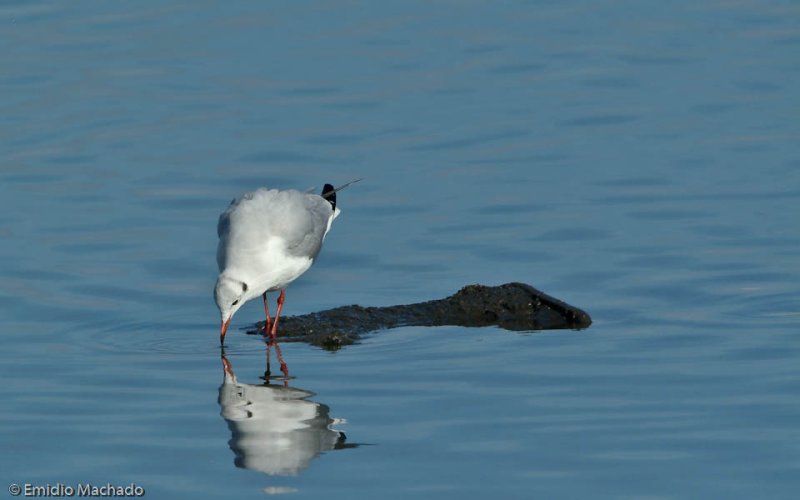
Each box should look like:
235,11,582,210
262,292,272,334
269,289,285,338
265,340,272,380
271,338,289,383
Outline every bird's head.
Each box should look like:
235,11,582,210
215,274,249,344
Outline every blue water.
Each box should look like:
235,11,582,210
1,1,799,498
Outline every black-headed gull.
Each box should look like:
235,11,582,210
215,179,361,344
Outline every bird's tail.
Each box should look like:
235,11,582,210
321,178,363,198
321,178,363,210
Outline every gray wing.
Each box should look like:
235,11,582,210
284,195,333,260
216,190,333,269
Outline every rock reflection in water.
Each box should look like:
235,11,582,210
218,347,351,476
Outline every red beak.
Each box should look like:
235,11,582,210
220,318,231,345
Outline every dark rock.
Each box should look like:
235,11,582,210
246,282,591,350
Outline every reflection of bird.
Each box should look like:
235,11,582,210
219,353,348,476
215,179,361,344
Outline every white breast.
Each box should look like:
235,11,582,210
232,237,314,300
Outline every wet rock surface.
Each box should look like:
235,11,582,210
246,282,592,350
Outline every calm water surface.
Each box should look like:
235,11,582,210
1,1,799,499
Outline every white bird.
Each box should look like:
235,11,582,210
215,179,361,344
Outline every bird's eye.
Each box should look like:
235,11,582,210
232,300,239,306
